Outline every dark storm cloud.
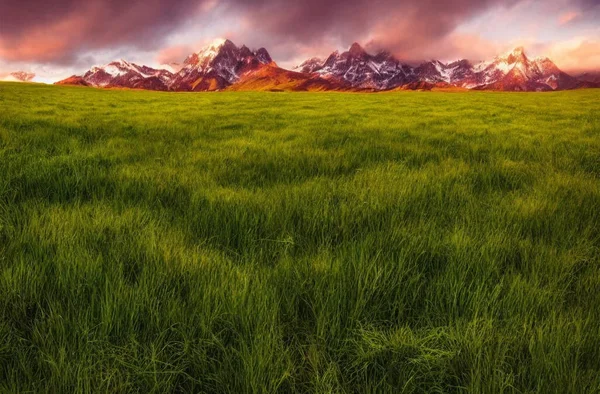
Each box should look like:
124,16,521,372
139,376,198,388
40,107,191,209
222,0,525,62
0,0,210,63
231,0,518,43
0,0,596,65
578,0,600,7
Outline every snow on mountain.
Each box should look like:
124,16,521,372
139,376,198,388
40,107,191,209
303,43,415,90
305,43,474,90
80,59,174,90
408,59,475,87
463,47,582,91
169,39,275,91
160,63,183,74
56,59,175,90
412,48,539,89
295,58,324,74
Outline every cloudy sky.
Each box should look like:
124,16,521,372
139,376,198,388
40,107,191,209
1,0,599,82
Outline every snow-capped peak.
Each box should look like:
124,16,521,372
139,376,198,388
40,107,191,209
475,47,531,76
533,56,551,63
207,38,228,49
496,47,529,63
196,38,232,58
93,59,136,78
510,46,526,56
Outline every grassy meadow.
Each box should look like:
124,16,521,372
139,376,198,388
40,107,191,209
0,82,599,393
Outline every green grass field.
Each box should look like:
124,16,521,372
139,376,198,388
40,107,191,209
0,82,599,393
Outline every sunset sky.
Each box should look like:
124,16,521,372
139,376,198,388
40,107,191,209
1,0,599,82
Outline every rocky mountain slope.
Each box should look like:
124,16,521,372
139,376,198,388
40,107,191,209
228,64,345,92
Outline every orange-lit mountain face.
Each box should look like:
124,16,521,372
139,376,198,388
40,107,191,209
56,41,598,92
55,75,88,86
228,65,347,92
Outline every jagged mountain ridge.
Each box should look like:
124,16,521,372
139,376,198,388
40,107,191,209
56,40,597,92
297,44,589,91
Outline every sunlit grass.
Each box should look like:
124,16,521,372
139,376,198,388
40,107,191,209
0,82,599,393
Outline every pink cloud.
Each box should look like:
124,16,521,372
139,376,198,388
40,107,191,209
544,38,600,72
559,11,580,25
155,32,243,65
1,0,599,74
0,6,93,62
0,0,211,64
156,45,194,65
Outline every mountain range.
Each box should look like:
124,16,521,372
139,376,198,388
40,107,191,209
576,71,600,84
55,39,598,92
